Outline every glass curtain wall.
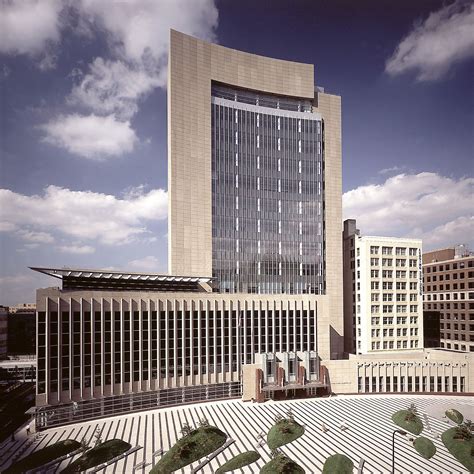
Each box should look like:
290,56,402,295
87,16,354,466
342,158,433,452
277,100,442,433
211,84,325,294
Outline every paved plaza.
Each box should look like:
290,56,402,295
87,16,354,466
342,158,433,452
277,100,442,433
1,395,472,473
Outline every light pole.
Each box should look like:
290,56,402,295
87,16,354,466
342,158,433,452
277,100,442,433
392,429,407,473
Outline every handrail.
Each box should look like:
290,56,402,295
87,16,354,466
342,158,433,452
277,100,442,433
26,447,83,474
191,438,235,473
86,446,142,474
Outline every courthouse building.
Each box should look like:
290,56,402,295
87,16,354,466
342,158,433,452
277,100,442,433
32,31,473,429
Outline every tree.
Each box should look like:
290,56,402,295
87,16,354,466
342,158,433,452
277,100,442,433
93,427,103,447
198,417,210,428
406,403,418,422
454,420,473,441
274,413,284,423
180,422,193,438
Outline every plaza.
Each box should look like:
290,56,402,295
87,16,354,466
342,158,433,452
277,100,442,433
1,394,472,473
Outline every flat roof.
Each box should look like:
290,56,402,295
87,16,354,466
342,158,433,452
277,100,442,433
30,267,213,292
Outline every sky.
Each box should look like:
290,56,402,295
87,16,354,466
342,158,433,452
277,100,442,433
0,0,473,305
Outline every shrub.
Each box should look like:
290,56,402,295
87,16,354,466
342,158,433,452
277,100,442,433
322,454,354,474
445,409,464,424
4,440,81,474
215,451,260,473
442,427,474,472
261,453,305,474
413,437,436,459
392,408,423,435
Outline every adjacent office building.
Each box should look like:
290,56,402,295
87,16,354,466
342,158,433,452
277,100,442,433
423,246,474,353
343,219,423,355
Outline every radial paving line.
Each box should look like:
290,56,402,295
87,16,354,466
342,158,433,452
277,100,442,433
335,398,427,473
360,397,466,473
14,396,472,474
223,401,266,472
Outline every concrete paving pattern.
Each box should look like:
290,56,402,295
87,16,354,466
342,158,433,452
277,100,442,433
0,395,471,473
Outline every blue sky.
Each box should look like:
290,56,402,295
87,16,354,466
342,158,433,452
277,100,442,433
0,0,473,305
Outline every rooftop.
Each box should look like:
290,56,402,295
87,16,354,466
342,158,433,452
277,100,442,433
30,267,213,293
2,395,471,473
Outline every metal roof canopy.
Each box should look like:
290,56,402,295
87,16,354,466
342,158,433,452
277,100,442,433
30,267,214,292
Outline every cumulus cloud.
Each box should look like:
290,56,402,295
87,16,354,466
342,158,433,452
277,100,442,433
386,1,474,81
0,0,62,56
68,58,162,120
343,172,474,250
77,0,218,64
58,244,95,254
40,114,137,159
128,255,163,272
0,185,168,246
8,0,219,157
67,0,218,120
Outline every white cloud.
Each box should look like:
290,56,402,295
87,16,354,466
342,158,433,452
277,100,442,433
68,58,162,120
58,244,95,254
386,1,474,81
40,114,137,159
128,255,163,272
378,166,406,175
0,222,17,232
66,0,218,120
17,229,54,244
0,185,168,246
78,0,218,64
343,172,474,250
0,272,57,306
0,0,62,56
20,0,218,157
0,274,33,285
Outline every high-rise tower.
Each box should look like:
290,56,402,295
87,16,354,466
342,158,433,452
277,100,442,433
168,30,342,301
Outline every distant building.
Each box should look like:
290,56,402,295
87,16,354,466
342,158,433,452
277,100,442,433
423,311,441,348
8,303,36,314
343,219,423,355
423,246,474,352
0,306,7,359
8,310,36,355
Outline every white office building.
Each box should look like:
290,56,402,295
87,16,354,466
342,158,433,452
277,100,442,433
343,219,423,355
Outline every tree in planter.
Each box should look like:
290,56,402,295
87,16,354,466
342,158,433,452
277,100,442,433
286,408,295,423
93,428,103,447
198,417,210,428
80,437,89,452
274,413,284,423
279,424,291,434
453,420,473,441
180,422,193,438
406,403,418,422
